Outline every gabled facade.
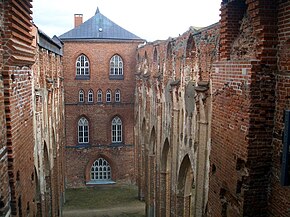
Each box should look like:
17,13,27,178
60,8,145,187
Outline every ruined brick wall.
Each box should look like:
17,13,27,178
0,2,10,216
1,1,36,216
208,0,278,216
32,28,65,216
268,1,290,216
135,24,219,217
63,41,141,187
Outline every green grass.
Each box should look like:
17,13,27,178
64,185,143,210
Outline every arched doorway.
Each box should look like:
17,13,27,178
148,127,156,216
43,143,52,217
177,155,194,217
160,138,171,217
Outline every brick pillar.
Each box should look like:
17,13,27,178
220,0,247,60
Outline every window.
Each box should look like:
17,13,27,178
90,158,111,181
115,89,121,102
97,89,102,103
79,90,84,102
76,54,89,77
109,55,123,79
78,117,89,143
112,116,122,143
88,90,93,103
106,90,111,102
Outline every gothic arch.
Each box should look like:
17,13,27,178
149,126,156,155
186,34,197,74
160,138,171,217
85,154,115,183
43,142,52,217
177,154,194,217
166,41,173,75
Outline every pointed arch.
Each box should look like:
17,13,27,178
90,158,112,181
76,54,90,77
153,47,158,63
78,117,89,143
166,41,173,75
43,142,52,216
109,54,124,79
111,116,122,143
149,126,156,155
177,154,194,217
97,89,102,103
186,34,196,59
88,89,94,103
160,138,171,217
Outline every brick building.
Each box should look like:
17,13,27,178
0,1,65,217
135,0,290,216
59,8,144,187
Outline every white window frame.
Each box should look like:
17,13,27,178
112,116,122,143
79,90,84,102
115,89,121,102
106,90,111,102
90,158,112,181
110,55,123,75
78,117,89,143
76,54,90,76
88,90,93,103
97,89,102,103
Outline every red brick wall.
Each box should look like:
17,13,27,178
0,2,10,214
1,1,36,216
63,41,140,187
208,0,278,216
268,1,290,216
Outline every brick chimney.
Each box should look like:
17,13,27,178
74,14,83,28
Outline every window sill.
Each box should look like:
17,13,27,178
109,75,124,80
86,180,116,185
75,75,90,80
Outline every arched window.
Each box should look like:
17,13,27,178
76,54,89,77
106,90,111,102
90,158,111,181
97,89,102,103
109,55,123,79
78,117,89,143
79,90,84,102
115,89,121,102
112,116,122,143
88,90,93,102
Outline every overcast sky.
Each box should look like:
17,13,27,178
32,0,221,42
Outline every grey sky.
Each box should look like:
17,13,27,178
32,0,221,42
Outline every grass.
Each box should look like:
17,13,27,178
63,184,143,210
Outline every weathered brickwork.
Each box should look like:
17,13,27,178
135,24,219,216
268,1,290,216
135,1,290,217
0,2,10,216
62,34,144,187
0,1,65,217
32,27,65,217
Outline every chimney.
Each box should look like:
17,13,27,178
74,14,83,28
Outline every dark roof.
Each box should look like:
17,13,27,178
59,8,143,41
38,29,63,56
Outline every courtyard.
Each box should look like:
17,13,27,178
63,184,145,217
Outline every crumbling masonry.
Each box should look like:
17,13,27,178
135,0,290,216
